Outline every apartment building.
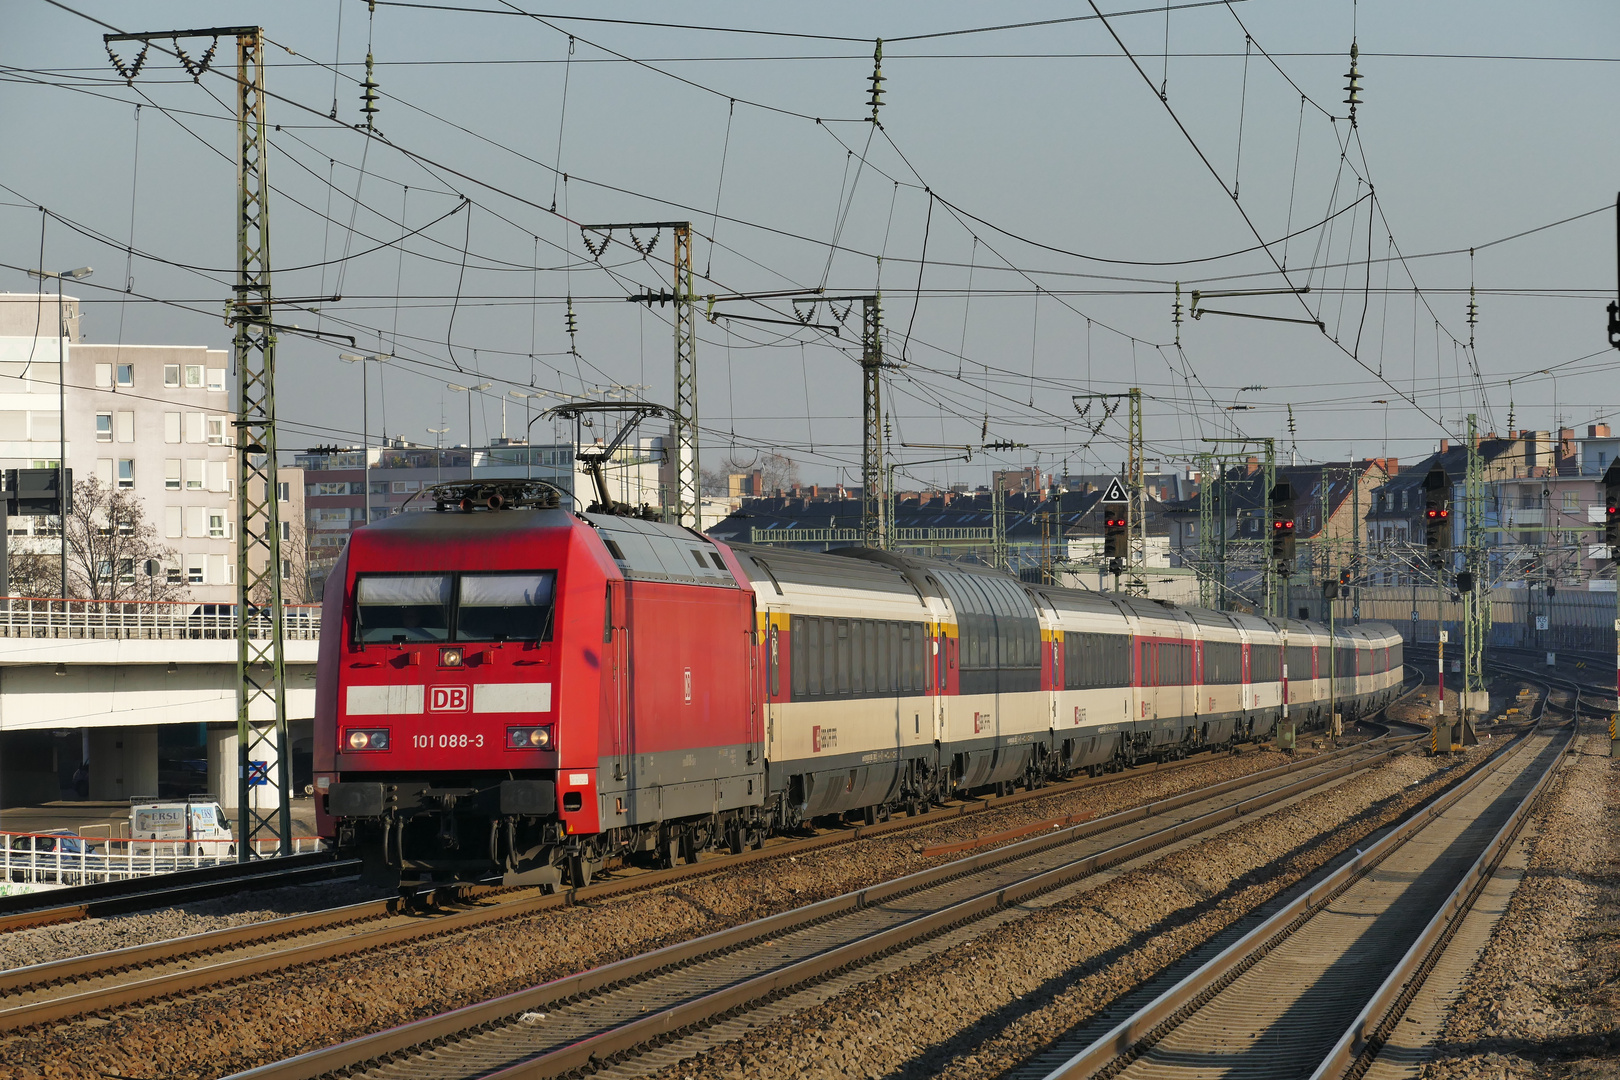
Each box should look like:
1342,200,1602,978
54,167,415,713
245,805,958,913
0,292,308,603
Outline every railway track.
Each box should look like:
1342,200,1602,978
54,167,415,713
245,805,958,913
215,730,1428,1080
0,730,1411,1036
1017,689,1576,1080
0,728,1309,943
0,852,353,935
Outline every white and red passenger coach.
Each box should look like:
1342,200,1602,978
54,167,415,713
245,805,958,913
315,481,1403,886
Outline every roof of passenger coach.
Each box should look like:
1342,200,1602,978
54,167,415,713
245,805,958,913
726,543,925,602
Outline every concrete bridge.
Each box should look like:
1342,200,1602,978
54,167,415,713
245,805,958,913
0,599,320,808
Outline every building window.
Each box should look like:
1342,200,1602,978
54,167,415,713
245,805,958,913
206,417,226,445
280,521,291,541
116,364,134,388
165,506,182,539
166,566,184,585
1563,491,1579,511
184,364,203,388
185,412,204,443
187,557,205,585
116,410,135,443
392,480,420,493
95,413,113,442
185,459,204,490
117,459,134,489
94,363,113,388
206,368,226,392
281,559,292,581
208,511,226,539
164,412,181,443
277,481,290,501
164,364,181,388
165,459,181,491
316,482,350,496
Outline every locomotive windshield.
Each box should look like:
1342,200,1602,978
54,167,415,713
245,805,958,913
456,572,556,642
355,574,452,642
352,571,555,644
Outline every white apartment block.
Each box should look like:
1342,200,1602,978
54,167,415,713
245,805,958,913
0,293,303,605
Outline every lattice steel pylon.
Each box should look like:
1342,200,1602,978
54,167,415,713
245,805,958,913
105,25,291,858
588,221,697,527
672,225,697,528
1125,388,1146,594
231,31,291,857
860,295,884,547
1463,412,1487,699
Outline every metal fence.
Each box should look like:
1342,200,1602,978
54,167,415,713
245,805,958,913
0,831,326,888
0,598,321,641
1352,586,1618,652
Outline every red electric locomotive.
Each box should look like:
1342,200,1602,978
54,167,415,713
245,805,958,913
315,480,759,886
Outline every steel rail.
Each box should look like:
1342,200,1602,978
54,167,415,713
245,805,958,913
0,853,351,935
0,678,1422,1028
1035,708,1570,1080
221,738,1419,1080
1312,696,1580,1079
0,734,1406,1035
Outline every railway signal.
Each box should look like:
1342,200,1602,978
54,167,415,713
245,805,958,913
1604,458,1620,560
1423,465,1451,558
1103,512,1128,560
1269,481,1296,567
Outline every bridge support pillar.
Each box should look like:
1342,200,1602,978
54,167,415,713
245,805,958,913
86,727,158,802
210,726,280,812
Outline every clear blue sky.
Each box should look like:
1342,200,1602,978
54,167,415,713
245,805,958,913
3,1,1616,488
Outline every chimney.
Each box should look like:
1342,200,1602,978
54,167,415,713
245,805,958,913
1245,455,1259,475
1508,429,1518,439
1591,423,1611,438
1440,439,1449,453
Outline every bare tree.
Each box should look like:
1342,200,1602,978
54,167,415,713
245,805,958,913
758,452,801,493
7,546,59,599
255,514,319,605
62,478,188,602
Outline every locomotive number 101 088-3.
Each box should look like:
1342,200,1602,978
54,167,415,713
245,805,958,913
412,733,485,749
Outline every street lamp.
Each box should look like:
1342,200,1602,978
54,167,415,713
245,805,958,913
427,426,449,485
509,390,551,479
446,382,492,480
339,353,389,523
28,266,92,602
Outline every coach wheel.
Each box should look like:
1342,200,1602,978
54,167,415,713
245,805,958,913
726,823,744,856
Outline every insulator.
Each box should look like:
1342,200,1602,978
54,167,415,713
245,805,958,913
106,42,150,84
1343,40,1362,125
1172,283,1183,345
564,298,578,337
361,52,380,128
867,38,885,122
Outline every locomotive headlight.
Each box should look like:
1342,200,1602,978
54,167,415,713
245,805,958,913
439,646,464,668
507,725,552,749
346,728,390,751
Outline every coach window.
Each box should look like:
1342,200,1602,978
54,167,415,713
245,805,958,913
355,574,452,643
835,620,851,695
455,573,556,642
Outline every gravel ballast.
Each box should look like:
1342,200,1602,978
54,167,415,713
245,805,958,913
643,747,1494,1080
0,880,392,974
0,744,1331,1080
1423,720,1620,1079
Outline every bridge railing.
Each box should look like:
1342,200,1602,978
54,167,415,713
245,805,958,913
0,598,322,641
0,831,326,888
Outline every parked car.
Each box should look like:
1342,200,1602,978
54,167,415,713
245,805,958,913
8,830,99,884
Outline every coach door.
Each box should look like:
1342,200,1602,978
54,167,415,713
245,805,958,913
764,605,788,763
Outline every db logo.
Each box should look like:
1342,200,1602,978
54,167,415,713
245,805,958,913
429,686,469,712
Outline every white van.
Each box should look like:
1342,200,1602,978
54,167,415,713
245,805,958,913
130,798,234,858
